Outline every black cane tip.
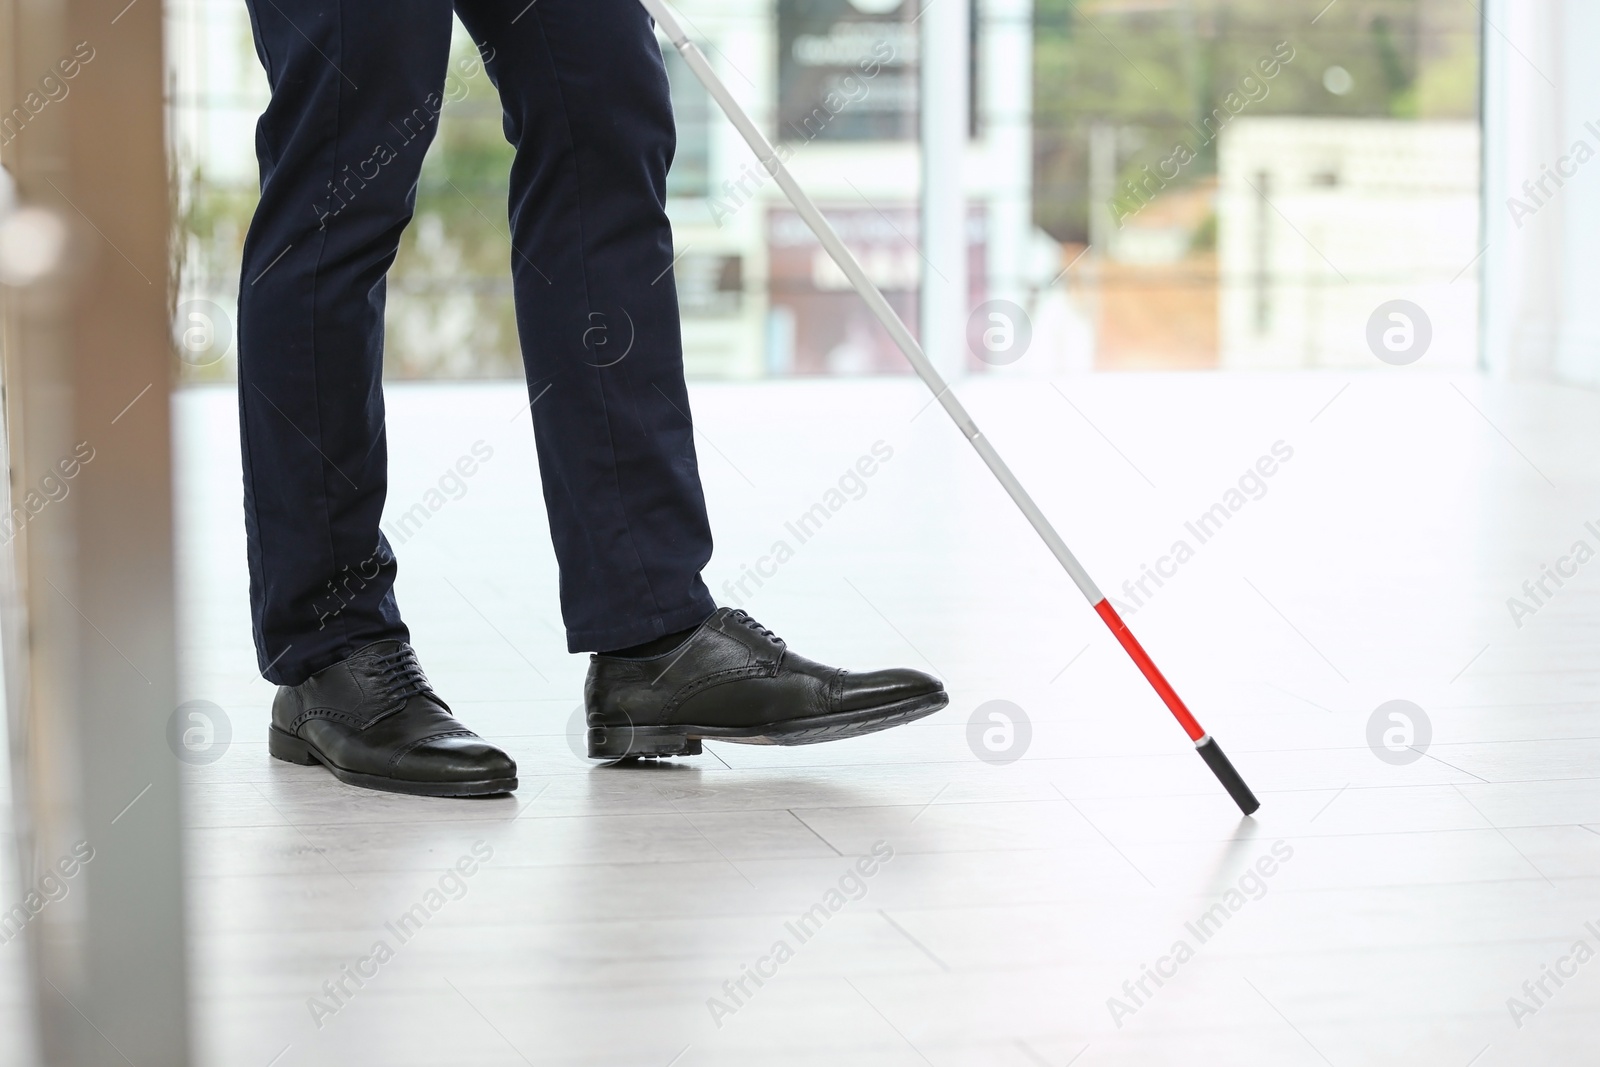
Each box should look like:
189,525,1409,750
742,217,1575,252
1195,735,1260,816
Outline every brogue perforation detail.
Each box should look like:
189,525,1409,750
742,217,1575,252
660,663,775,719
386,729,482,772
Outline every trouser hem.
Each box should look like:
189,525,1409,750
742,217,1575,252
569,596,717,654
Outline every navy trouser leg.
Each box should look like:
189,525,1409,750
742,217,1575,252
240,0,452,684
240,0,714,684
452,0,715,653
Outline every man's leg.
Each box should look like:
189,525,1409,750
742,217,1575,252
239,0,454,684
453,0,717,654
453,1,946,758
244,0,516,794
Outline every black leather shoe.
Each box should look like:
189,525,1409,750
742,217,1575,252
269,640,517,796
583,608,947,758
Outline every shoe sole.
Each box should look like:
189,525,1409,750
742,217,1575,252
586,690,949,760
268,726,518,797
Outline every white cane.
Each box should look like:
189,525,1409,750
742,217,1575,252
642,0,1259,815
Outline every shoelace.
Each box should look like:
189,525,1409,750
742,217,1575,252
728,609,782,645
370,646,433,710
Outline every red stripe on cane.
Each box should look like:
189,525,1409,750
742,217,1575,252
1093,599,1206,742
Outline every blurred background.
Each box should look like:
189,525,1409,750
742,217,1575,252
169,0,1483,381
26,0,1600,1064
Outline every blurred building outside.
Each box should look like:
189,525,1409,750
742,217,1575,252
167,0,1481,381
1216,117,1478,369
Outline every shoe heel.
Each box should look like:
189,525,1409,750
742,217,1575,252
269,725,320,766
587,724,702,760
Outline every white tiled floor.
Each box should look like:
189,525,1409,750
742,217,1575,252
161,372,1600,1065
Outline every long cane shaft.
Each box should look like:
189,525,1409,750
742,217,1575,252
642,0,1259,815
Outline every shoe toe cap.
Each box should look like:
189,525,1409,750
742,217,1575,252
837,667,946,713
395,735,517,783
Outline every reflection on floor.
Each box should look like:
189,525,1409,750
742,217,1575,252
165,372,1600,1066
